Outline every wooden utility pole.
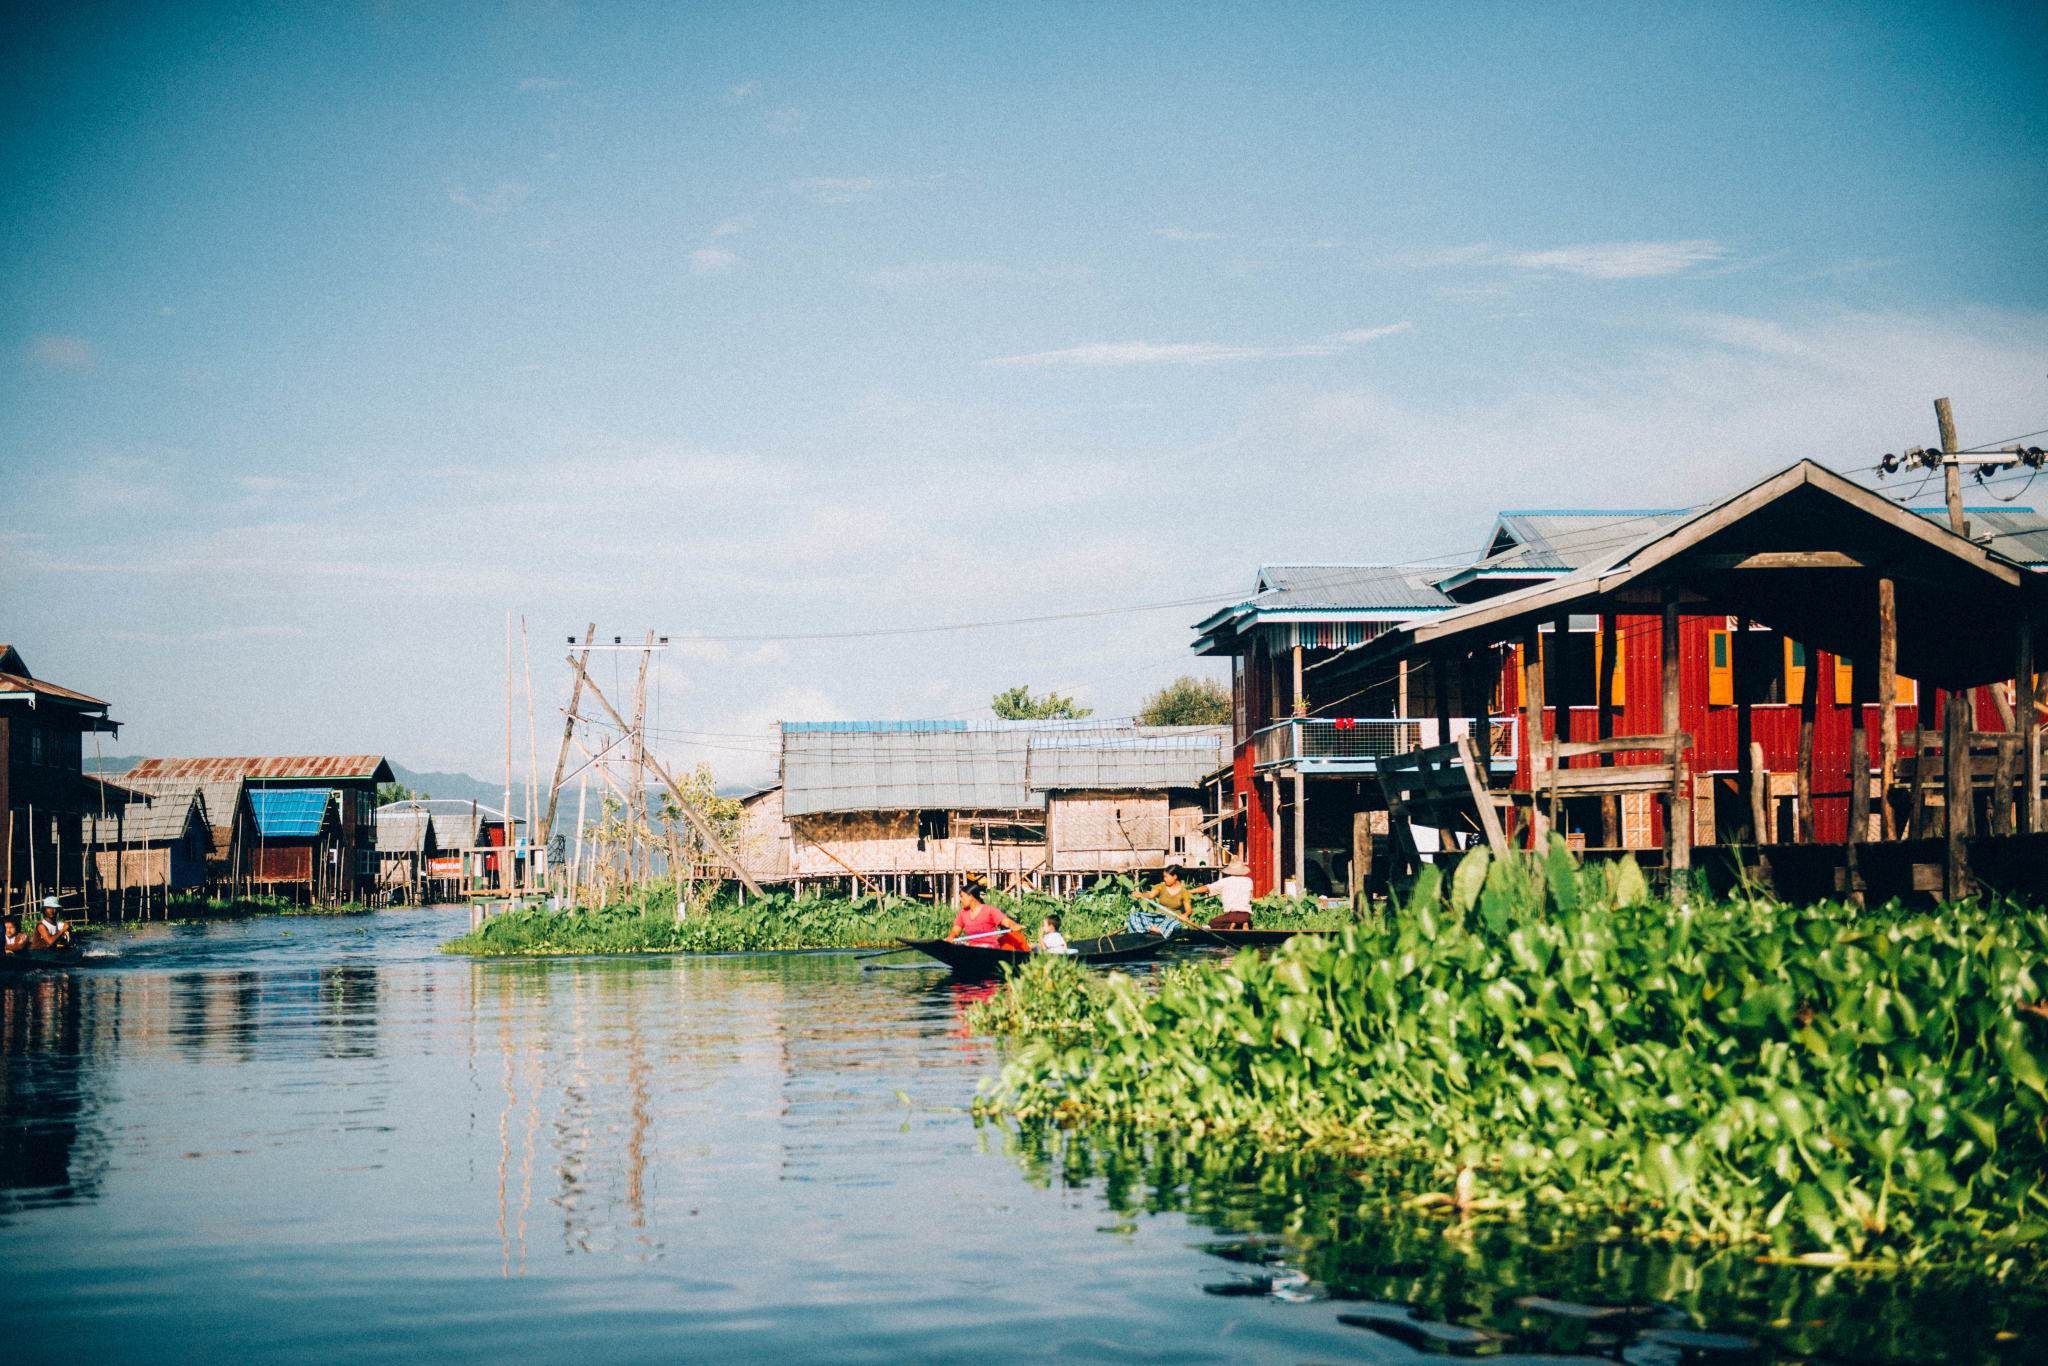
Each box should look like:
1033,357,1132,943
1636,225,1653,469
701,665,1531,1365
543,625,597,878
521,616,542,893
567,655,764,896
1936,397,1967,538
628,630,654,885
504,611,515,898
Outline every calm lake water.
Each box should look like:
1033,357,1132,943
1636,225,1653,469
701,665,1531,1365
3,907,2039,1364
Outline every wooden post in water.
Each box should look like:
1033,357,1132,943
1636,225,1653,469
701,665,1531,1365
1878,581,1899,840
1796,647,1819,843
1597,613,1618,848
1351,810,1371,918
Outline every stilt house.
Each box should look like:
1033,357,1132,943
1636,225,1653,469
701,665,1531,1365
0,645,122,909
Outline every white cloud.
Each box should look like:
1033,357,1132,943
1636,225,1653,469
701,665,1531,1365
1151,227,1229,241
1507,239,1729,279
518,77,570,91
728,81,759,101
669,635,731,663
447,181,531,213
710,215,752,236
767,106,806,134
854,260,1011,289
741,643,788,667
790,176,877,204
688,248,741,276
984,323,1411,368
26,335,93,369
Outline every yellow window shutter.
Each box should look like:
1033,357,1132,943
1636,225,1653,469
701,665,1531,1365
1834,656,1854,706
1594,630,1626,706
1708,630,1733,706
1785,639,1808,704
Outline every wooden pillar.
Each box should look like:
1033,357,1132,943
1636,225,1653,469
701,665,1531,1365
1467,650,1493,782
1549,613,1573,839
1878,580,1899,840
1944,687,1972,902
1267,774,1282,890
1994,736,2017,837
1292,644,1306,717
1597,612,1618,848
2020,622,2039,836
1796,647,1819,843
1291,769,1306,897
1663,593,1690,899
1521,628,1547,847
1848,723,1868,906
1351,810,1371,918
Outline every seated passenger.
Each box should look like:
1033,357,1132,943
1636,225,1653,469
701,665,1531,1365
33,898,73,950
2,917,28,953
949,884,1028,952
1039,914,1072,954
1125,865,1200,938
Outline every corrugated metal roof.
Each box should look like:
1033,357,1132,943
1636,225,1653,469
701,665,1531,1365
86,787,209,846
1472,511,1693,574
129,755,393,783
375,799,518,851
374,808,436,853
0,671,110,708
782,722,1228,815
250,788,334,837
1248,564,1456,611
1909,507,2048,566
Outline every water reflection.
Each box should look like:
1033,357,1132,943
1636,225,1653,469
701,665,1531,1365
1004,1124,2048,1365
0,975,109,1211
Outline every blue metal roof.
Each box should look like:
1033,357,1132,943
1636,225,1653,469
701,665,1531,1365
250,787,332,837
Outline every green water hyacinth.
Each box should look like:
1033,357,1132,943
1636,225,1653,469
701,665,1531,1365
977,839,2048,1266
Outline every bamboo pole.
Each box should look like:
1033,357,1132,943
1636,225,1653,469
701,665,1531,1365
1945,687,1972,901
543,624,596,878
522,616,541,894
1597,614,1618,848
1879,578,1899,839
504,611,515,898
1662,594,1690,901
2019,622,2038,836
1521,629,1546,847
1796,646,1818,843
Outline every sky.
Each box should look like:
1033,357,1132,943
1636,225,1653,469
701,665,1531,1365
4,1,2045,792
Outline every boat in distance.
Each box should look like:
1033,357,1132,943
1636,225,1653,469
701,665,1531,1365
895,933,1167,976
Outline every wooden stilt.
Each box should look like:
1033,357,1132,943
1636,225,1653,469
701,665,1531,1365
1597,613,1618,848
1848,722,1868,906
1351,810,1371,919
1878,579,1899,840
1944,688,1972,902
1662,593,1690,902
1521,628,1547,848
2019,622,2039,836
1796,648,1818,843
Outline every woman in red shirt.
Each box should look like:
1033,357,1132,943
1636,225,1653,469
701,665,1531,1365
948,884,1028,952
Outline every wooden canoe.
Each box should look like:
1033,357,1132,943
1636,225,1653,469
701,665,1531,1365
895,933,1167,977
1169,927,1339,950
0,945,89,973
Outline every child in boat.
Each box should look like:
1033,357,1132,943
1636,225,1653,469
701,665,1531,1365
33,898,73,950
1039,914,1072,954
949,883,1028,952
2,918,27,953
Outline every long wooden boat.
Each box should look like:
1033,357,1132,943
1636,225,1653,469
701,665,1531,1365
0,945,90,973
895,933,1167,976
1169,927,1342,950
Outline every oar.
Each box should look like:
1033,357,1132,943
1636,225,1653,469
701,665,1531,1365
852,945,916,961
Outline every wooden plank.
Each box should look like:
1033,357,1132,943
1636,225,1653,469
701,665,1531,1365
1552,734,1692,760
1547,766,1678,795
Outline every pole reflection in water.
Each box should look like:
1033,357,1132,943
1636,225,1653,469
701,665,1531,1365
0,973,107,1210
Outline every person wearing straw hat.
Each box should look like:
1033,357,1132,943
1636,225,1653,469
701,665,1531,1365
1202,861,1255,928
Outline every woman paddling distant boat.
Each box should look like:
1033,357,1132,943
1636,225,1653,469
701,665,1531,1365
947,883,1028,953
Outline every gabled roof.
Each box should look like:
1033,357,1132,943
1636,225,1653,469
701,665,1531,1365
86,787,209,846
0,644,114,714
129,755,393,784
1192,565,1457,655
1908,507,2048,566
375,799,519,850
1434,510,1693,600
111,775,252,830
1356,460,2048,689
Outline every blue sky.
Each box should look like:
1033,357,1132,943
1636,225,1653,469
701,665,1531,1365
5,1,2045,789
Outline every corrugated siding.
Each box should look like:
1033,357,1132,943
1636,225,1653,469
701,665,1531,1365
251,788,333,837
129,755,390,783
782,729,1038,816
1025,736,1226,791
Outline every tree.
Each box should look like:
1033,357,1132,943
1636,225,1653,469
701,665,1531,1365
991,685,1092,720
1137,675,1231,726
377,781,428,805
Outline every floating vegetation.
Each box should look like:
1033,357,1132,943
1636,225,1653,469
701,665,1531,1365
998,1125,2048,1364
973,839,2048,1270
440,878,1347,957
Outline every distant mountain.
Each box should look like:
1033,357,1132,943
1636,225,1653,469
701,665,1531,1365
82,754,145,776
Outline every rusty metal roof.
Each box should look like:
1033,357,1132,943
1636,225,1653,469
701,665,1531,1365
128,755,393,783
0,671,110,708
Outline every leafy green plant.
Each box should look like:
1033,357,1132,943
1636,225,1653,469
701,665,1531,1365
991,685,1092,720
1136,674,1231,726
975,838,2048,1267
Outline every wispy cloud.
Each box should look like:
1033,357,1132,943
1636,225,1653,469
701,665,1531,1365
1786,256,1898,283
984,322,1411,368
728,81,758,101
791,176,877,204
447,181,531,213
1508,239,1728,279
25,335,93,369
855,260,1011,289
767,106,806,134
1151,227,1229,241
689,248,741,276
518,77,570,91
711,215,752,236
1406,238,1730,279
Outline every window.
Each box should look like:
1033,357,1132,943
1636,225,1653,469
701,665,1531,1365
1784,640,1809,704
28,727,42,766
1537,627,1624,707
1836,659,1918,707
917,811,950,848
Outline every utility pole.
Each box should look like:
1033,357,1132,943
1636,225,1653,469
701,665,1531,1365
1936,397,1966,538
543,624,597,879
504,611,514,899
628,630,653,885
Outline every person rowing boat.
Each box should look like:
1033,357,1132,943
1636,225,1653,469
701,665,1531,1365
948,883,1028,952
1125,865,1207,938
33,897,74,951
